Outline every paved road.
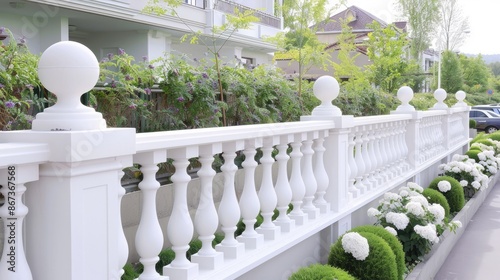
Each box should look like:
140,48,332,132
435,183,500,280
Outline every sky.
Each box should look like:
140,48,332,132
331,0,500,55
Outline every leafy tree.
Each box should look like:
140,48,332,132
440,50,463,93
271,0,342,95
331,20,364,82
366,21,409,93
437,0,470,51
489,62,500,77
397,0,440,60
143,0,259,126
460,54,491,93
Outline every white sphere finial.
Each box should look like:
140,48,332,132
32,41,106,131
431,88,448,110
311,75,342,116
453,90,467,107
395,86,415,112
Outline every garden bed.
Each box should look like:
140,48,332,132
405,173,498,280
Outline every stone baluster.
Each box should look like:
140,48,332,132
360,125,374,191
313,130,330,213
134,151,168,280
354,127,367,194
289,134,308,225
372,124,386,183
0,164,39,280
164,147,199,280
273,136,295,233
301,132,320,219
237,140,264,249
366,127,379,188
256,137,280,240
382,124,395,180
216,142,245,259
117,157,131,278
391,122,403,176
347,131,359,200
398,121,410,172
191,145,224,270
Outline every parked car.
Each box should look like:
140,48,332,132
469,109,500,133
471,105,500,115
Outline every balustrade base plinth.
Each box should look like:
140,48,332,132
163,263,198,280
289,213,308,226
314,203,330,214
303,207,320,219
237,234,264,250
256,226,281,240
274,219,295,233
215,242,245,259
191,252,224,271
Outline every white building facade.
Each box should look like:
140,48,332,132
0,0,282,65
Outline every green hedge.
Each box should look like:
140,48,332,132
289,264,356,280
428,176,465,213
350,225,405,280
422,188,451,218
328,232,398,280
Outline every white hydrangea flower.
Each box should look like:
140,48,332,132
472,181,481,189
452,167,461,173
453,221,463,228
478,153,487,161
385,226,397,236
407,182,423,193
414,224,439,243
383,192,401,202
399,189,409,197
386,212,410,230
406,201,425,217
460,180,468,187
438,180,452,192
367,208,381,218
428,203,445,223
342,232,369,261
409,195,429,208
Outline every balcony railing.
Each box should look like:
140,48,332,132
214,0,282,29
0,42,471,280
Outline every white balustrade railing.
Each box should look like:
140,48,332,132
0,42,474,280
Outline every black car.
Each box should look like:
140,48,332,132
469,109,500,133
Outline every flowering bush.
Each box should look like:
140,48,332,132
428,176,465,213
341,232,369,260
465,149,500,177
438,154,489,198
329,231,399,280
368,182,461,265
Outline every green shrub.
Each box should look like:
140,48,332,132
155,249,175,273
121,263,139,280
328,232,398,280
422,188,451,218
289,264,356,280
465,149,480,162
428,176,465,213
486,131,500,141
469,119,477,129
474,139,494,148
350,225,405,280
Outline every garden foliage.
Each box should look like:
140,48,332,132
289,264,356,280
329,231,398,280
422,188,451,218
428,176,464,213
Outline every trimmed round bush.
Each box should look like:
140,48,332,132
350,225,405,280
428,176,465,213
422,188,450,218
465,149,480,163
289,264,356,280
328,231,398,280
486,132,500,141
474,138,494,147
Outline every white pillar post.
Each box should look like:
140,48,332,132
0,41,136,280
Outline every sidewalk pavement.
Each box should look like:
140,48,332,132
434,182,500,280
